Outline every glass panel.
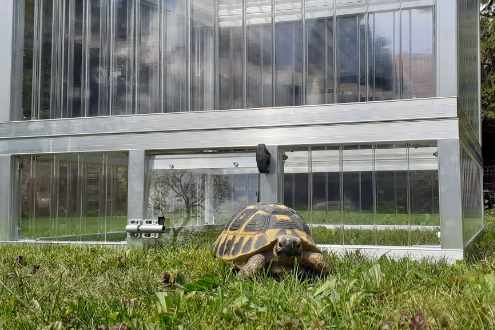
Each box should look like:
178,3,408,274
136,0,161,114
107,152,129,241
409,143,440,246
63,0,85,118
88,0,110,117
17,152,128,242
274,0,303,106
283,149,309,221
111,0,135,115
163,0,188,112
80,153,106,241
369,11,400,101
310,147,343,245
401,7,434,98
19,156,34,239
217,0,244,110
342,145,374,245
374,144,409,246
53,154,81,240
20,0,35,120
246,0,273,108
305,0,334,104
32,155,55,239
461,150,483,244
191,0,216,111
336,0,366,103
39,0,54,119
147,153,258,227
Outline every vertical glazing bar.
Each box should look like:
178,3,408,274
242,0,247,108
357,15,360,100
159,0,165,113
133,0,139,115
372,144,377,245
32,0,40,119
214,0,219,109
82,0,90,117
339,145,343,245
0,156,14,240
398,1,404,99
104,153,108,241
186,0,191,111
308,146,312,225
271,0,276,106
10,0,23,121
301,0,306,105
406,143,411,245
332,0,337,104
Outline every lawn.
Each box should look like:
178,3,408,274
0,214,494,329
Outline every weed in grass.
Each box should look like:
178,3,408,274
0,217,495,329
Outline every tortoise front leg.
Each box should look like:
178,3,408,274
238,254,266,278
301,252,327,274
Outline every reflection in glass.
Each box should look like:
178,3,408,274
191,0,215,111
290,143,440,247
136,0,161,114
311,147,343,244
13,0,437,119
374,145,409,246
369,11,400,101
409,143,439,245
284,150,309,221
274,0,303,106
305,0,334,104
39,0,53,119
336,15,365,103
18,152,128,242
401,8,434,98
342,145,374,245
163,0,188,112
246,0,273,108
111,0,135,115
88,0,110,117
217,0,244,110
146,154,258,226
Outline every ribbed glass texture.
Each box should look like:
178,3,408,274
461,148,483,245
12,0,436,120
16,152,128,241
284,142,440,246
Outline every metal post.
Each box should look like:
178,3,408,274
0,155,15,240
259,145,283,203
0,0,13,122
438,139,464,250
127,149,146,222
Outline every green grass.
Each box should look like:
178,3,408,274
1,216,492,329
19,216,128,241
18,210,440,243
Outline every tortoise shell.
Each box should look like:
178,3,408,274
213,203,320,263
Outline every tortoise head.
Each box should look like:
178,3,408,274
273,235,303,258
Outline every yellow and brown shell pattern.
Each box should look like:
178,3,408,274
213,203,320,263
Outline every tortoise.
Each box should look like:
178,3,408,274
213,203,326,278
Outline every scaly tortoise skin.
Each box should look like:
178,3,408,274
213,203,326,278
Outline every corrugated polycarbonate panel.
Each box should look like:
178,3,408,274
461,146,483,245
16,151,128,242
457,0,481,143
283,142,440,247
11,0,438,120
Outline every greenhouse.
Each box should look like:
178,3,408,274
0,0,483,260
